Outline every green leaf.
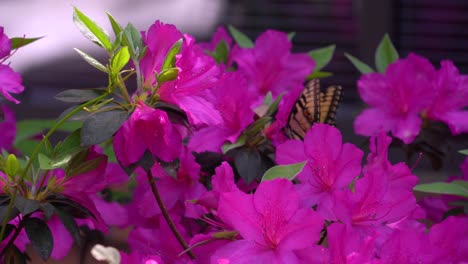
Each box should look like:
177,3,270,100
15,120,81,145
228,147,273,184
287,32,296,41
66,151,105,177
50,129,85,169
73,7,112,51
161,39,183,71
123,23,144,60
414,181,468,198
157,68,179,83
265,94,284,117
55,88,102,103
374,34,399,73
5,154,20,177
222,134,247,154
308,44,335,72
111,46,130,74
458,149,468,155
80,109,129,146
24,218,54,260
14,195,41,216
307,71,333,80
106,12,123,37
74,48,108,73
262,161,306,181
344,53,375,74
228,25,253,48
210,40,229,64
10,37,43,50
38,153,65,170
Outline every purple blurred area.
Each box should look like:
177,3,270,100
1,0,468,174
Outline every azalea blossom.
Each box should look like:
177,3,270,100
425,60,468,134
354,53,436,144
231,30,314,106
332,133,422,236
0,28,24,104
113,100,182,166
212,179,324,263
188,72,254,152
0,27,11,59
276,123,363,219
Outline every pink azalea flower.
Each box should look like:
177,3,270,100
333,134,421,234
140,20,183,86
127,216,192,264
0,64,24,104
0,104,16,151
327,223,378,264
188,72,254,152
354,53,436,144
426,60,468,134
231,30,314,104
140,21,222,126
158,35,222,127
133,149,206,221
428,216,468,263
212,179,324,263
378,229,436,264
0,27,11,59
114,100,182,166
197,161,239,211
276,124,363,219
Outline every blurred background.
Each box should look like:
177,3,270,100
1,0,468,172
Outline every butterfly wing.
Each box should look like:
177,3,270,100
319,85,343,125
285,79,320,140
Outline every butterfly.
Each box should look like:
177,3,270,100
284,78,343,140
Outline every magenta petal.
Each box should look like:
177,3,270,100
218,191,263,242
188,126,228,153
275,139,307,171
211,240,280,264
392,113,422,144
47,216,74,260
253,179,299,222
279,208,324,251
354,108,394,137
0,27,11,59
304,124,342,161
177,94,223,126
438,111,468,135
0,65,24,104
333,143,363,188
113,114,146,166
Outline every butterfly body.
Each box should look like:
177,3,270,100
285,79,343,140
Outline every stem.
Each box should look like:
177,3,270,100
0,189,17,242
0,215,29,258
134,60,143,95
146,170,195,260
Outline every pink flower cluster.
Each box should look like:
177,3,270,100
1,20,467,264
354,53,468,143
